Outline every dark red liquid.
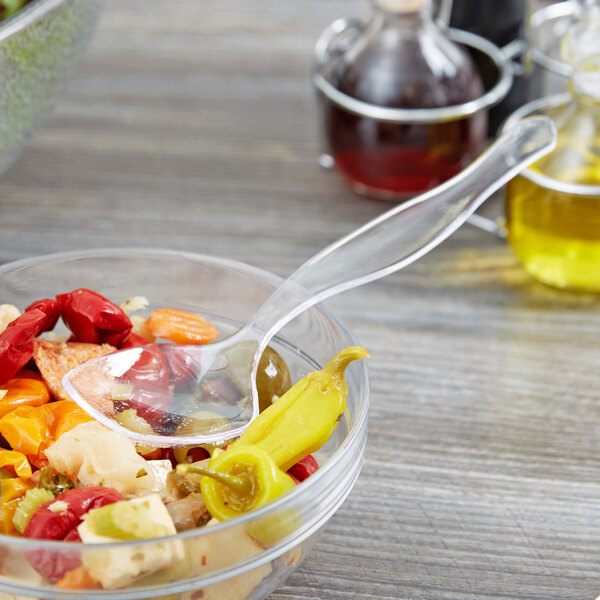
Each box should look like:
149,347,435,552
334,147,465,196
323,101,487,199
320,28,488,200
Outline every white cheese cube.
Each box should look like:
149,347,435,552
78,494,184,589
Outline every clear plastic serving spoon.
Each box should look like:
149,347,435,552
63,116,556,447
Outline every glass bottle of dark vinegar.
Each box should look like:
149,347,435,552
319,0,487,200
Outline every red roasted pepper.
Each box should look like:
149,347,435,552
187,446,210,462
0,299,59,384
24,486,123,582
24,299,61,333
120,332,151,348
162,345,203,388
24,486,122,540
57,289,132,347
160,447,177,468
287,454,319,483
118,344,172,431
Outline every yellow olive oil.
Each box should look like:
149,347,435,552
505,85,600,291
506,173,600,290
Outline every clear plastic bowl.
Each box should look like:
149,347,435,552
0,248,370,600
0,0,102,175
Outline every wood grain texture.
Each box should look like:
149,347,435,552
1,1,599,598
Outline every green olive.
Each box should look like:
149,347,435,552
256,347,291,413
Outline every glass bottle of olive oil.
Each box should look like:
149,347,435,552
506,50,600,291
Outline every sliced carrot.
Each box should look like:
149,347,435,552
145,308,219,345
56,566,101,590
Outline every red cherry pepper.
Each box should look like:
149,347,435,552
24,487,122,541
161,345,203,389
24,486,123,582
120,333,151,349
287,454,319,483
118,344,172,431
187,447,210,462
160,447,177,469
57,289,132,347
24,299,61,333
66,331,145,346
0,304,57,384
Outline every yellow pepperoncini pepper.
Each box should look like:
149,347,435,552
182,346,368,521
232,346,369,471
0,374,50,418
0,450,32,478
0,405,50,456
0,400,93,459
178,445,296,521
46,400,94,440
0,477,34,535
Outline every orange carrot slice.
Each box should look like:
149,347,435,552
56,566,101,590
145,308,218,345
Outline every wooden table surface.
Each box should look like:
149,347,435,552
1,1,600,598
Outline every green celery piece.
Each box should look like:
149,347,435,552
12,487,54,534
1,0,27,20
87,500,172,540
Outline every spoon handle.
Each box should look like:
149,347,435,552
250,116,556,349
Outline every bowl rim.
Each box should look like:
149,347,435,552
0,0,72,41
0,248,370,554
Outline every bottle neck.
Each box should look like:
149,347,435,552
372,0,432,25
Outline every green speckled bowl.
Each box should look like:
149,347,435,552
0,0,102,175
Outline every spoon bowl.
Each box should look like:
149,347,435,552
63,116,557,447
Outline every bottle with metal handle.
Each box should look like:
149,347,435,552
313,0,510,200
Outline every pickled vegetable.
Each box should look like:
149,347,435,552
0,1,30,20
246,508,301,546
0,374,51,418
84,495,175,540
235,346,368,471
12,487,54,534
0,477,34,534
114,409,156,456
181,445,296,521
38,466,75,495
145,308,218,344
0,288,367,596
256,347,291,413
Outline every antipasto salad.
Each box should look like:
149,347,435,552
0,288,367,593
